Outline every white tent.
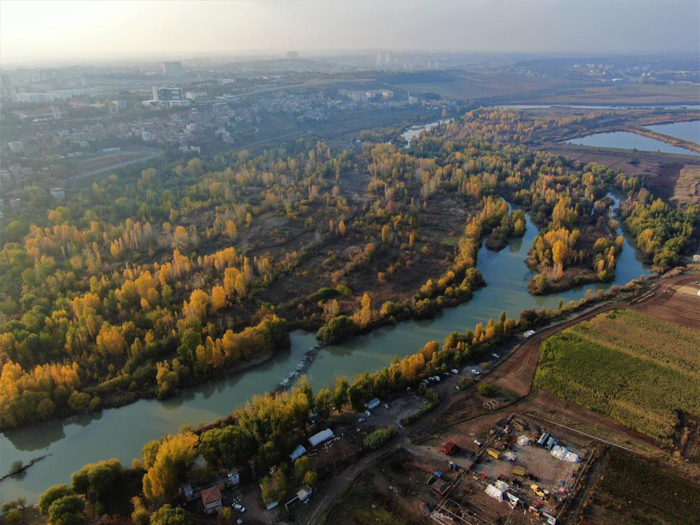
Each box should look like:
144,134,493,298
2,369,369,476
517,435,530,446
308,428,335,447
485,484,504,502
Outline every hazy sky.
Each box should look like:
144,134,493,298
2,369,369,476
1,0,698,65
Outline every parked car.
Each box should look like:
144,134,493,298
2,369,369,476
434,376,441,382
364,410,372,416
471,369,480,375
451,369,459,374
233,504,246,513
383,403,390,410
358,417,366,423
236,520,244,525
492,353,500,358
474,439,483,447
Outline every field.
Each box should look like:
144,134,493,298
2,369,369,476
672,165,700,205
535,309,700,444
581,451,700,525
321,458,426,525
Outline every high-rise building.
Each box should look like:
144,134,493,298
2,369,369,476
162,61,183,77
151,86,188,107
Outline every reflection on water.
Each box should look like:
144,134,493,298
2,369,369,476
0,194,650,504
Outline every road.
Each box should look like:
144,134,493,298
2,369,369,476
67,148,163,182
306,274,686,524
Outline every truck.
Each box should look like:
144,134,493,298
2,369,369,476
442,441,458,455
512,467,526,477
487,448,501,460
530,484,549,499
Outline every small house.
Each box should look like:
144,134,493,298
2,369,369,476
200,486,222,514
227,468,240,486
297,486,313,503
308,428,334,447
290,444,307,461
365,398,381,410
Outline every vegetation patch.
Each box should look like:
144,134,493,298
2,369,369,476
586,451,700,524
535,309,700,443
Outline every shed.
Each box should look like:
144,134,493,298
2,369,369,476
227,468,240,486
200,486,222,514
180,483,194,501
442,441,458,455
308,428,335,447
365,398,381,410
485,484,504,502
290,444,308,461
297,486,313,502
431,479,452,496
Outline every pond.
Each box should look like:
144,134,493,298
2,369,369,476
566,131,699,156
0,192,650,503
645,120,700,145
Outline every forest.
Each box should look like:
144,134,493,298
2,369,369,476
1,109,696,429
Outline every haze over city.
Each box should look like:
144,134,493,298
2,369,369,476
1,0,699,65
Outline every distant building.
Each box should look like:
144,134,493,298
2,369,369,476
200,486,222,514
8,141,24,153
141,131,156,141
151,86,189,107
185,91,208,101
290,444,307,461
49,187,65,200
162,61,183,77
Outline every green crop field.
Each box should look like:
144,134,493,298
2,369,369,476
535,309,700,443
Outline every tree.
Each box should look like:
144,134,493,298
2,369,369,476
357,293,372,329
293,456,313,481
333,377,349,411
47,495,84,525
150,505,187,525
317,316,357,344
260,467,288,506
303,470,318,486
142,432,199,501
8,460,23,476
39,485,74,515
314,388,334,419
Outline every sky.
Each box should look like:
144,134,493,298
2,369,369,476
1,0,699,65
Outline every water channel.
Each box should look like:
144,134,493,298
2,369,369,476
0,188,650,502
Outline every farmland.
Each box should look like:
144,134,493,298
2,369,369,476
581,451,700,525
535,308,700,444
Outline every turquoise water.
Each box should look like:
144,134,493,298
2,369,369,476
567,131,699,156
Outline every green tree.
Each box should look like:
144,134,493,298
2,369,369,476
150,504,187,525
47,495,85,525
39,485,74,515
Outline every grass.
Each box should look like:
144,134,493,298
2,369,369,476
535,309,700,443
322,468,423,525
591,451,700,524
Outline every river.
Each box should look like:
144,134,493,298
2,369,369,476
0,190,650,502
